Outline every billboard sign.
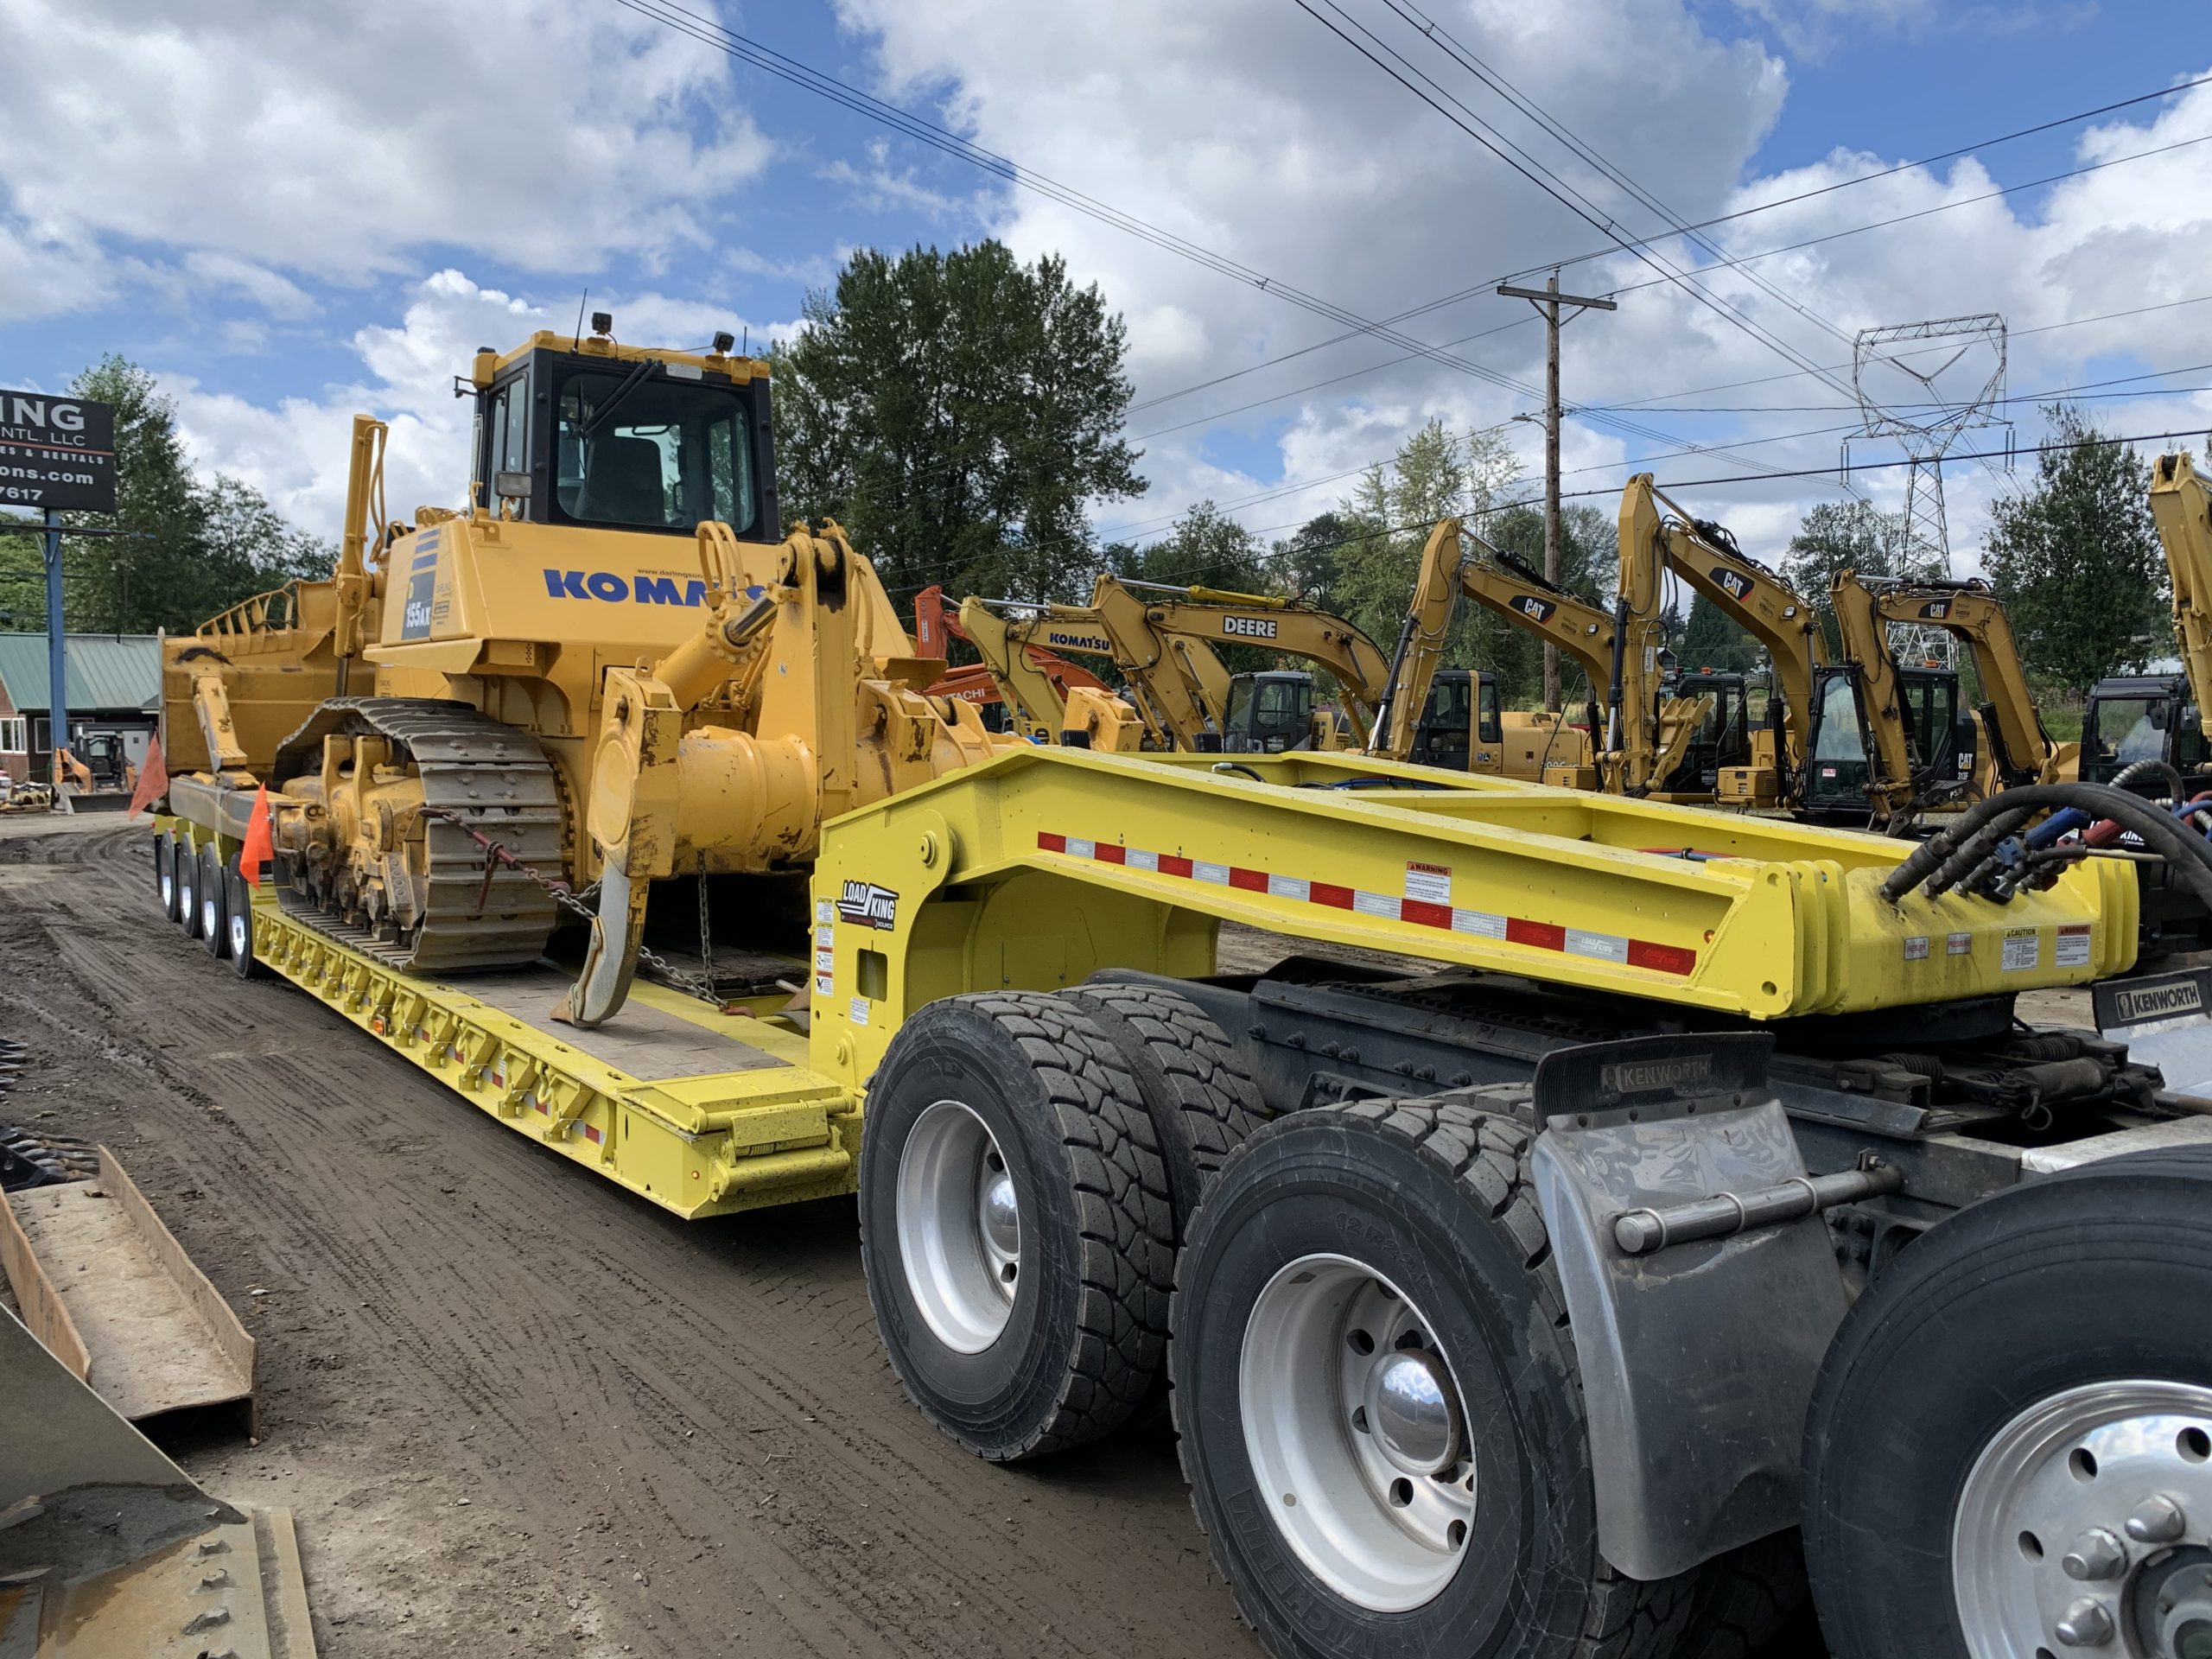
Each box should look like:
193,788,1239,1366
0,390,117,514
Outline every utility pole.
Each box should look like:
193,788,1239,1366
43,507,65,793
1497,275,1617,712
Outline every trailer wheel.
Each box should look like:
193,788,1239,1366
224,859,260,978
176,838,202,938
1804,1147,2212,1659
156,832,181,921
199,843,229,958
859,993,1174,1461
1060,982,1268,1239
1171,1099,1697,1659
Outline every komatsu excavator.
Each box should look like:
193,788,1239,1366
1370,516,1732,793
156,316,1002,1027
958,575,1393,754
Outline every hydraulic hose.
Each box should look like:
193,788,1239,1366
1878,783,2212,915
2110,757,2188,799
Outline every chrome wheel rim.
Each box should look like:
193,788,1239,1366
158,851,175,911
895,1100,1020,1353
200,880,219,941
1241,1253,1475,1611
1955,1379,2212,1659
228,905,249,960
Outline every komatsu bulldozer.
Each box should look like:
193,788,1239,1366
158,316,1001,1027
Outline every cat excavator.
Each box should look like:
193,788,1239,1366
2081,450,2212,791
1369,516,1726,793
1827,573,2057,820
957,575,1393,754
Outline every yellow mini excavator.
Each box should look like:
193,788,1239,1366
960,575,1394,754
156,315,1003,1027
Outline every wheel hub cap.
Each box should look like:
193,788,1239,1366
895,1101,1020,1355
1241,1254,1476,1612
1954,1380,2212,1659
1370,1351,1458,1478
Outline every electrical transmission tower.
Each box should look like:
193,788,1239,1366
1848,314,2010,664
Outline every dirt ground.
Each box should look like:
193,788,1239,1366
7,812,2049,1656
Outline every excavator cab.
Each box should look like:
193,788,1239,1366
1222,671,1316,753
467,323,779,538
1405,669,1503,770
1656,671,1752,795
2082,674,2210,790
1802,663,1974,819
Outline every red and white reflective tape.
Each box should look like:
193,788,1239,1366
1035,831,1695,976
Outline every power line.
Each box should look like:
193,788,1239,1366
1127,66,2212,421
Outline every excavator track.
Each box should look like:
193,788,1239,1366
271,697,567,974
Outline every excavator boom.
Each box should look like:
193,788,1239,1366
2150,451,2212,742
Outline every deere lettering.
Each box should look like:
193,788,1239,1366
543,570,711,607
1222,615,1278,639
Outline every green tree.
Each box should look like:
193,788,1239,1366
1680,593,1758,674
0,357,328,634
772,240,1145,607
1983,404,2169,690
1781,499,1901,656
1333,420,1522,696
1271,512,1355,613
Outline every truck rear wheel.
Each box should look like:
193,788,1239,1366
1060,982,1268,1239
1804,1147,2212,1659
225,861,260,978
176,838,202,938
858,993,1174,1461
1170,1099,1697,1659
156,832,180,921
199,843,229,958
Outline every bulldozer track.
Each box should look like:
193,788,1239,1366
271,697,566,975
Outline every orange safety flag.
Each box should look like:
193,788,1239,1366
124,731,168,820
239,785,274,887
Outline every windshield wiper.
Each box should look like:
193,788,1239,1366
581,358,659,438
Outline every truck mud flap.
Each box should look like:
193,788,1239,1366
1529,1033,1848,1582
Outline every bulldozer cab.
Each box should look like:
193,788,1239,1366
1657,670,1751,795
467,330,779,539
1405,668,1503,771
2082,674,2209,789
1222,671,1316,753
1803,663,1972,817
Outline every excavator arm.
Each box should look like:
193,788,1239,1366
957,599,1070,742
1622,473,1824,782
1122,579,1394,742
1859,576,2055,794
2150,451,2212,740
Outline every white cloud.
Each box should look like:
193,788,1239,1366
0,0,771,318
829,0,2212,567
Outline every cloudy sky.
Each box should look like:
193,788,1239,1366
3,0,2209,574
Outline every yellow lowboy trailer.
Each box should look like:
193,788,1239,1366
155,746,2212,1659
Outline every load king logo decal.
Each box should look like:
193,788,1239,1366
1712,568,1752,603
1222,614,1278,639
836,880,899,930
1511,594,1556,624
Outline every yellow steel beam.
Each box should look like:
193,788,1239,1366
807,747,2134,1090
158,818,855,1220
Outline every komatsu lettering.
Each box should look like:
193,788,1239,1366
543,569,711,607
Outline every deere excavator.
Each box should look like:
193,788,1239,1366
154,315,1004,1028
1369,516,1732,794
956,575,1393,755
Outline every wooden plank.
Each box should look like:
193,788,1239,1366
0,1185,89,1382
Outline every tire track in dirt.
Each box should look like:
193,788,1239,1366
0,823,1248,1658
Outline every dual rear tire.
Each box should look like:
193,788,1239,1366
161,831,258,976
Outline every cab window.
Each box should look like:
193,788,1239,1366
555,368,754,533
